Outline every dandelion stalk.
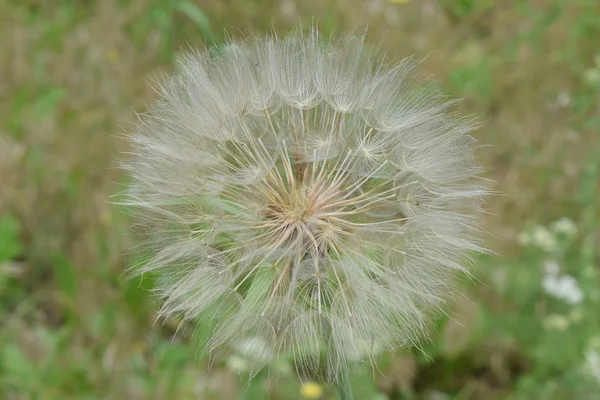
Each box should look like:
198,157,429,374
336,367,354,400
120,27,486,390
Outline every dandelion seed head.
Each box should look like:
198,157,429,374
121,28,486,378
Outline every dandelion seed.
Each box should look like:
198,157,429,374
120,28,486,379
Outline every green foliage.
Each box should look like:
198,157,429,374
437,0,495,21
1,0,599,399
449,53,494,100
176,0,211,35
129,0,211,60
0,215,22,262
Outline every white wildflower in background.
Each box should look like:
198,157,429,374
585,348,600,386
530,225,557,252
543,259,560,275
120,29,486,377
542,270,584,305
549,217,577,237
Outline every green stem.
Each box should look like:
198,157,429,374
336,367,354,400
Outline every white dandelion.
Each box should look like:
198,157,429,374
120,28,487,381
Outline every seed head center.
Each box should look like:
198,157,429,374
264,175,346,253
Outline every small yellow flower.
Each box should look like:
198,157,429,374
300,381,324,399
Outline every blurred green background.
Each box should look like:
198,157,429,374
1,0,599,399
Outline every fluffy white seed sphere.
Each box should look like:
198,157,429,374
121,29,486,377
